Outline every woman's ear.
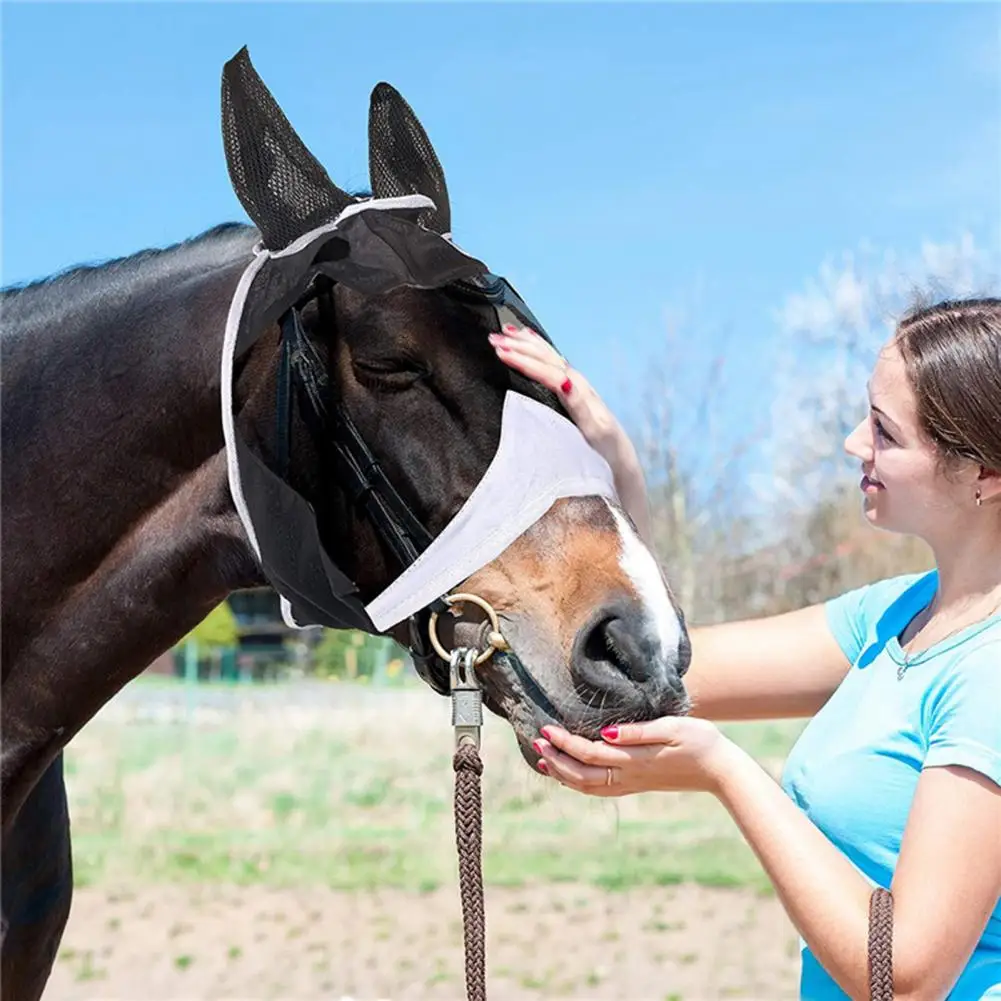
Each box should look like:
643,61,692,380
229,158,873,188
975,465,1001,505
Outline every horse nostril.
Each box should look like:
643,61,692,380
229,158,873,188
676,628,692,678
578,605,654,684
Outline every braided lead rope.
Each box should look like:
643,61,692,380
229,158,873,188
449,647,487,1001
454,741,486,1001
868,887,894,1000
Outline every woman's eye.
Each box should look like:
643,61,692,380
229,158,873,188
352,359,427,391
872,416,895,444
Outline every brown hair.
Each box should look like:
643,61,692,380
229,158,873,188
894,297,1001,473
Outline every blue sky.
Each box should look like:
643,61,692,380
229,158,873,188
4,2,999,502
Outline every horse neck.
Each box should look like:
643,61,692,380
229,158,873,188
1,225,266,631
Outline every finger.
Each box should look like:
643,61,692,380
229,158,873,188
490,336,564,372
537,742,613,790
490,336,606,424
493,343,600,415
601,718,681,746
491,329,601,402
492,349,567,394
540,726,631,766
490,332,566,371
499,323,553,348
492,345,572,397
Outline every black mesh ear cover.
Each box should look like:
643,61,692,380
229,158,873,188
222,47,356,250
368,82,451,236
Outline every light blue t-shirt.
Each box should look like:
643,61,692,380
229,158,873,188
780,570,1001,1000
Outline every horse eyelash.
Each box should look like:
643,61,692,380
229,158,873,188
353,371,421,393
352,363,429,394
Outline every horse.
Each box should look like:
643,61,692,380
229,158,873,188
0,53,692,1001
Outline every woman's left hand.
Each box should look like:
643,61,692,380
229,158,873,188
533,717,738,797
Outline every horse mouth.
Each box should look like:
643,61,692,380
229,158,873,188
480,650,691,765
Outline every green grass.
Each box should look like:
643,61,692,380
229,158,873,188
64,688,804,894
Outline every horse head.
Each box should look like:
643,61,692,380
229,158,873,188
222,49,691,764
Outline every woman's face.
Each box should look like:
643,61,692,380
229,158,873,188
843,339,975,543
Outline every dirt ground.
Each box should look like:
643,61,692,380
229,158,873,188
44,882,800,1001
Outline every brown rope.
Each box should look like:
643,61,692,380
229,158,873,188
868,887,894,1000
453,740,486,1001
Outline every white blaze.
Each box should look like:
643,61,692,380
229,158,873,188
607,502,683,662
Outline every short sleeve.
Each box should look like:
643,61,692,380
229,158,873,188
824,583,873,666
824,572,933,667
924,640,1001,788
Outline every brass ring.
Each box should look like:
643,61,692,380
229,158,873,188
605,767,614,787
428,592,510,667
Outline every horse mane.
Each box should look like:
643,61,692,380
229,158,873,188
1,191,374,335
1,223,261,333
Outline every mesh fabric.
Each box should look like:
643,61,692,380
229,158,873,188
222,47,355,250
368,82,451,235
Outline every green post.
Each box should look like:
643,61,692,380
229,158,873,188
184,638,198,720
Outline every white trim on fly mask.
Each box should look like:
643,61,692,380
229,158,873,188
280,594,306,630
221,246,269,564
268,194,437,260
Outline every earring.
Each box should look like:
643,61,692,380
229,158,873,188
975,488,983,507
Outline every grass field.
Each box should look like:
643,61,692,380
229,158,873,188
65,679,805,895
44,678,807,1000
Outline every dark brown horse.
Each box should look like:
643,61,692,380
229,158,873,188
0,59,690,1001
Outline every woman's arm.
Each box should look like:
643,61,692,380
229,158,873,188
685,605,853,720
537,722,1001,1001
715,748,1001,1001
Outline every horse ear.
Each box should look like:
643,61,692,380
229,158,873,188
368,83,451,236
221,47,355,249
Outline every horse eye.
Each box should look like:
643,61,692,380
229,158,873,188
351,357,428,392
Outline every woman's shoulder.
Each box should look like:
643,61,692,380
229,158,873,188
820,571,935,668
847,569,937,615
825,569,936,646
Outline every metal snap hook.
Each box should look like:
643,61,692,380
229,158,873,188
450,647,483,749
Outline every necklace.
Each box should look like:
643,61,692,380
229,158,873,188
897,593,1001,680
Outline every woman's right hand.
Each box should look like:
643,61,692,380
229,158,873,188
488,323,654,548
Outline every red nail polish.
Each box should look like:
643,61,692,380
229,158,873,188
540,726,552,740
601,726,619,741
498,345,511,352
532,739,545,755
537,760,549,773
560,378,573,395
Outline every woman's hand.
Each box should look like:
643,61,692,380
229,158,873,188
532,717,739,797
488,324,654,547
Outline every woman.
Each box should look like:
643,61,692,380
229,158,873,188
488,297,1001,1000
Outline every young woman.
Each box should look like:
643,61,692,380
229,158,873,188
489,298,1001,1000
